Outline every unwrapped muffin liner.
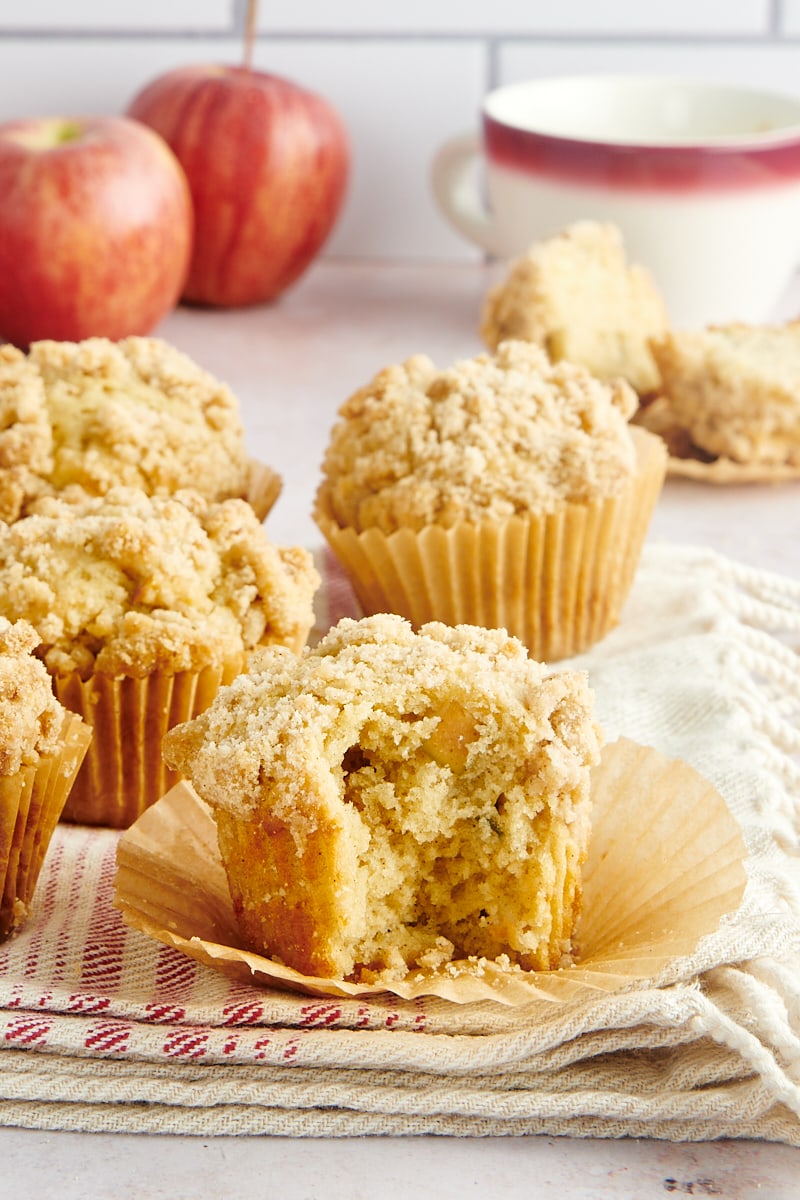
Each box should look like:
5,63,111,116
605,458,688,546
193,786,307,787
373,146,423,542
114,737,747,1007
245,457,282,522
0,711,91,940
666,456,800,484
55,663,240,829
315,427,667,661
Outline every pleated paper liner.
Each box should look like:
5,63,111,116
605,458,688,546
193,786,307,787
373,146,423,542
0,711,92,940
114,737,748,1007
245,458,282,523
632,399,800,484
315,427,666,662
55,661,240,829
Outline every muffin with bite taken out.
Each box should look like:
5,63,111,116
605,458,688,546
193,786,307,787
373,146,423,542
163,613,601,982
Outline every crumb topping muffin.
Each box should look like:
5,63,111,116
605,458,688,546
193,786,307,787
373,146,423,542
8,336,250,507
163,613,601,980
317,340,638,534
0,613,91,936
0,486,319,679
0,345,53,523
0,616,63,774
480,221,669,396
650,322,800,466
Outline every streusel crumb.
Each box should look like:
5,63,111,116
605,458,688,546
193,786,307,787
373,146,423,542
317,340,638,534
25,336,250,503
480,221,669,395
0,487,319,678
0,616,63,774
0,345,53,523
163,613,600,981
650,322,800,466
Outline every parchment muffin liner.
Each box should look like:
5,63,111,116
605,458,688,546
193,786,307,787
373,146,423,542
0,711,92,940
55,662,241,829
114,737,748,1007
667,456,800,484
245,458,282,522
314,427,666,662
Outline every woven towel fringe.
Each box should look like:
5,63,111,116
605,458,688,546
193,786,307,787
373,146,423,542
693,975,800,1114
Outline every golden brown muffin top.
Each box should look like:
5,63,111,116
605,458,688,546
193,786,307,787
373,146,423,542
0,487,319,678
480,221,669,396
0,337,251,512
0,616,64,774
316,340,638,534
163,611,601,832
0,345,53,523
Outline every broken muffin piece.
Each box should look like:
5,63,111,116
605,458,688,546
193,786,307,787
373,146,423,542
649,321,800,467
163,613,601,983
480,221,669,396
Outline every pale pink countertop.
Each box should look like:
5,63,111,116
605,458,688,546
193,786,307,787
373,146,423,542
1,260,798,1198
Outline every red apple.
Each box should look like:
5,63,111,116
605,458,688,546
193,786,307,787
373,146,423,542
0,115,193,348
127,65,350,307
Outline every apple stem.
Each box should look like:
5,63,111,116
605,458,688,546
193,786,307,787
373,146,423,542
243,0,258,70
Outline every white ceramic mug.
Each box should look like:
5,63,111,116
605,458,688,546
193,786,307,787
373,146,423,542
432,75,800,328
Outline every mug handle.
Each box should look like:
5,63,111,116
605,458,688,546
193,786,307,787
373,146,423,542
431,132,504,256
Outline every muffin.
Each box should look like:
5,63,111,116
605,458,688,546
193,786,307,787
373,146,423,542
480,221,669,397
162,613,601,982
0,617,91,939
0,336,281,520
648,321,800,467
315,341,667,662
0,487,319,827
0,345,53,523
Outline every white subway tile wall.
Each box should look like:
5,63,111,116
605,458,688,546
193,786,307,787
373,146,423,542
0,2,234,32
254,1,773,37
1,2,800,260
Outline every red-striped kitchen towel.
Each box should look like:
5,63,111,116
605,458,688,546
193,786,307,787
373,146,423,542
0,543,799,1141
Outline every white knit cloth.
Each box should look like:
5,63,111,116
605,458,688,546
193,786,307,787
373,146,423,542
0,542,798,1141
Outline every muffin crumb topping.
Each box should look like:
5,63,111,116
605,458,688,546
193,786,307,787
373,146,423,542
0,616,63,773
0,337,254,514
317,340,638,534
0,487,319,677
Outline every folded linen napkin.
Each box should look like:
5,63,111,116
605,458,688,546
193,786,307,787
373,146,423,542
0,543,798,1141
